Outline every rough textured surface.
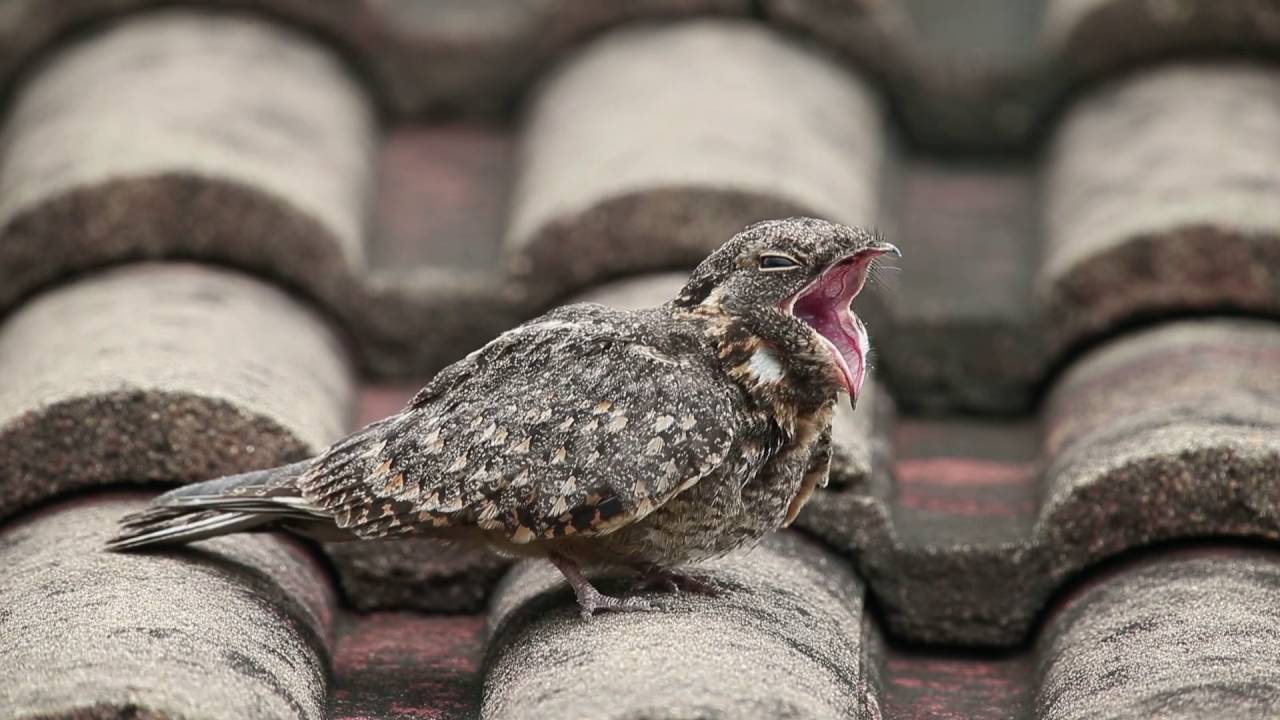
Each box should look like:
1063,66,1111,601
1037,319,1280,582
880,649,1033,720
355,266,527,381
380,0,751,116
803,318,1280,647
765,0,1047,152
326,539,510,614
0,1,750,120
802,412,1047,648
874,160,1042,414
1045,0,1280,85
0,495,336,720
483,532,881,720
0,9,375,315
1036,549,1280,720
370,126,513,274
1041,64,1280,356
0,0,1165,156
0,263,353,520
506,19,884,301
1,2,1279,716
573,271,690,313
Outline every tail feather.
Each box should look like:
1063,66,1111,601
107,461,330,551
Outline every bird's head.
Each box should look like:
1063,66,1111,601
674,217,898,409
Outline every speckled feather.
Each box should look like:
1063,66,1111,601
299,304,758,551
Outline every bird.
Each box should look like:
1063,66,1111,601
108,217,899,617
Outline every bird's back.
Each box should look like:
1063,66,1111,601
299,303,758,549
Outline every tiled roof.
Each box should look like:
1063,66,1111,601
0,1,1277,718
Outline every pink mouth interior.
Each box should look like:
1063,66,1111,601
785,253,879,400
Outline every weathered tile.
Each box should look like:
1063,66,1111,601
505,19,884,301
356,266,527,381
0,263,354,520
326,540,510,615
1036,548,1280,720
380,0,750,116
1045,0,1280,84
0,9,376,320
0,495,336,720
0,1,750,122
483,533,881,720
873,160,1042,413
804,317,1280,648
573,271,689,312
1041,64,1280,356
803,410,1049,648
763,0,1046,152
1037,319,1280,584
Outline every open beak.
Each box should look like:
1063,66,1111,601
783,243,898,409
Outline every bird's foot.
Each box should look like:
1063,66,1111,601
549,553,662,620
572,583,659,620
633,567,721,597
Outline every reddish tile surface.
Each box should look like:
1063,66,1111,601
331,613,485,720
892,418,1041,543
372,125,512,272
882,652,1032,720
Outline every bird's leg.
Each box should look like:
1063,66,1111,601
548,553,657,619
631,563,721,597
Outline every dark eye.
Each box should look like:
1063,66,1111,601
759,254,801,271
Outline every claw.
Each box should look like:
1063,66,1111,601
549,553,663,619
574,586,658,620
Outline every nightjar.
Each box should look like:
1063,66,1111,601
109,217,898,617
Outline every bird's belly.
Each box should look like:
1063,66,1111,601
590,472,791,567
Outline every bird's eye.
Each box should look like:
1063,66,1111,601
759,254,801,271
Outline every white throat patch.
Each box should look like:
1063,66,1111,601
747,346,786,384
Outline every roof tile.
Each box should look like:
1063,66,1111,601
326,539,509,614
1046,0,1280,86
484,532,880,719
1036,549,1280,720
874,160,1042,413
0,3,1276,715
0,263,353,520
1042,63,1280,356
1039,318,1280,580
0,10,376,320
505,19,884,300
0,495,336,719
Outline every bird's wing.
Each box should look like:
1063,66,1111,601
298,308,748,543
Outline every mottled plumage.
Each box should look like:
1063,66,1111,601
110,217,898,616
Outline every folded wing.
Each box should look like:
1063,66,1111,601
299,308,745,543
